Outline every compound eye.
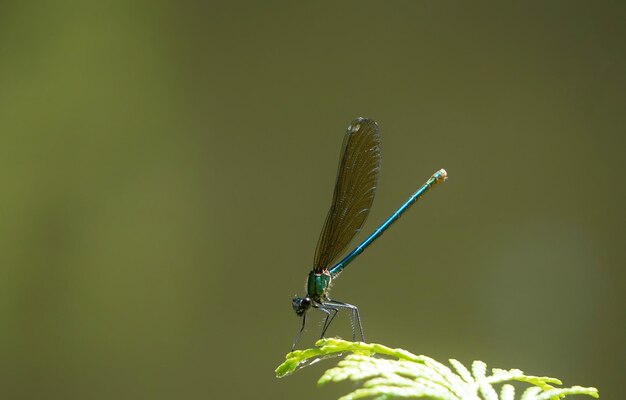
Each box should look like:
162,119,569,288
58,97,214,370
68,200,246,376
292,297,313,316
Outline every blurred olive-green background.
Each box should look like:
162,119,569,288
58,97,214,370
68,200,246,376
1,1,624,399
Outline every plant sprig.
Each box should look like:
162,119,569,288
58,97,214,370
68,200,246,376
276,338,598,400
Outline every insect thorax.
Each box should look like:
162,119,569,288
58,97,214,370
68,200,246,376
306,270,332,302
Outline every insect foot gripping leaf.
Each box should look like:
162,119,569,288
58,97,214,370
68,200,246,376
275,338,599,400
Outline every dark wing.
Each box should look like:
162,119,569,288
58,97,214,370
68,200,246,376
313,117,381,272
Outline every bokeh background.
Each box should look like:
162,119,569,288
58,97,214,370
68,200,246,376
1,1,624,399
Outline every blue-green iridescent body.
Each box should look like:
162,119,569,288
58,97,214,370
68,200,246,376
303,168,446,301
290,117,447,350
